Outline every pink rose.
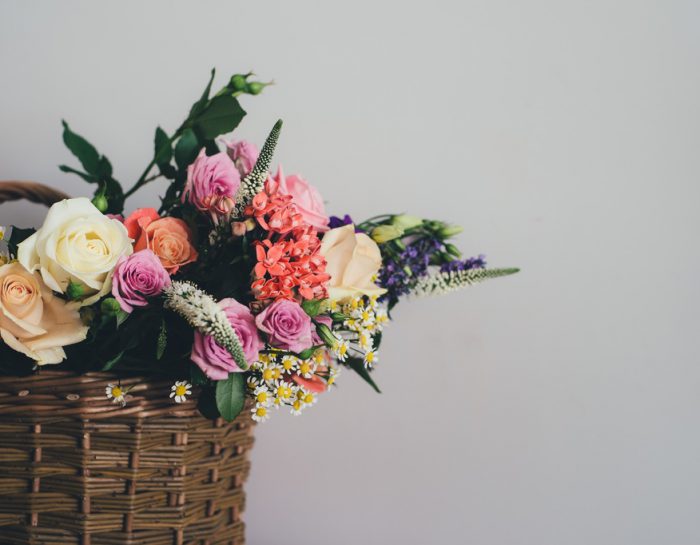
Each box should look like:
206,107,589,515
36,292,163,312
112,250,171,313
182,149,241,222
225,139,259,177
255,299,314,353
191,298,263,380
269,166,330,231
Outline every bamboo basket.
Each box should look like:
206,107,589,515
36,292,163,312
0,182,255,545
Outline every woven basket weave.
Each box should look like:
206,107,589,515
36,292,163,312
0,182,255,545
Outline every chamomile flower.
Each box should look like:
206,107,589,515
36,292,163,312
375,308,389,328
290,398,304,416
105,383,127,406
251,404,271,422
273,380,294,403
170,381,192,403
254,385,273,407
354,307,375,326
327,367,340,388
329,299,340,312
368,295,379,310
281,355,299,373
246,375,260,391
261,364,282,383
300,390,317,407
363,350,378,369
358,330,373,352
297,359,316,379
333,338,349,362
344,318,361,332
312,349,327,366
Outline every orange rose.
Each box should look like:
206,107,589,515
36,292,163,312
134,217,198,274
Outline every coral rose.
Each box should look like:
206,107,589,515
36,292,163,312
134,217,198,275
0,262,88,365
320,224,387,301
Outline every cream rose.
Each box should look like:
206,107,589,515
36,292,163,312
18,198,133,305
320,224,387,301
0,262,88,365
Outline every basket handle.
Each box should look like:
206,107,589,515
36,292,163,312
0,180,70,208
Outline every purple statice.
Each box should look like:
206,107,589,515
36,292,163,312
378,237,443,306
329,214,354,229
329,214,365,233
440,254,487,273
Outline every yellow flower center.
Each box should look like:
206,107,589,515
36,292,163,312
255,407,268,417
111,386,122,397
262,369,274,381
299,362,312,375
303,393,314,404
175,385,188,397
256,391,269,403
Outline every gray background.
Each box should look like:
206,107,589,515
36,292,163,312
1,1,699,544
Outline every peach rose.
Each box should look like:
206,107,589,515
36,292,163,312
0,262,88,365
320,224,387,301
133,217,198,274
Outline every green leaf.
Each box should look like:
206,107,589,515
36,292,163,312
345,357,382,394
62,120,100,175
301,299,323,317
58,165,98,183
190,365,209,386
193,94,246,140
154,126,172,167
7,227,35,258
297,345,323,360
156,321,167,360
197,386,221,420
189,68,216,118
100,350,125,371
215,373,247,422
115,310,129,328
174,128,200,169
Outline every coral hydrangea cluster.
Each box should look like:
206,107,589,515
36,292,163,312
0,70,517,423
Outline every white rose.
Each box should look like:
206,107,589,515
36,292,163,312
320,224,387,301
18,198,133,306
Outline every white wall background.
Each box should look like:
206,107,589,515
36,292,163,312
1,1,699,544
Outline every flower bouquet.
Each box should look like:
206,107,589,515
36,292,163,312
0,71,517,544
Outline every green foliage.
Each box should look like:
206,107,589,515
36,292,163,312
345,357,381,394
190,365,209,386
215,373,247,421
6,227,35,258
193,94,246,140
301,298,324,317
156,321,167,360
60,121,125,214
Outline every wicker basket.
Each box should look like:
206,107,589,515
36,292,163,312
0,182,255,545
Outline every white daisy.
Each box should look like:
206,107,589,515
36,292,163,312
358,330,373,352
105,383,127,406
296,359,316,379
261,364,282,383
246,375,260,391
254,385,273,407
327,367,341,388
251,404,271,422
290,398,305,416
273,380,294,402
281,355,299,373
334,338,349,362
170,381,192,403
363,350,378,369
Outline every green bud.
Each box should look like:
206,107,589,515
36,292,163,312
315,322,337,348
230,74,248,91
438,224,463,238
444,243,462,258
246,81,265,95
330,312,349,322
100,297,122,316
371,225,404,244
92,195,108,213
66,280,84,300
391,214,422,230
